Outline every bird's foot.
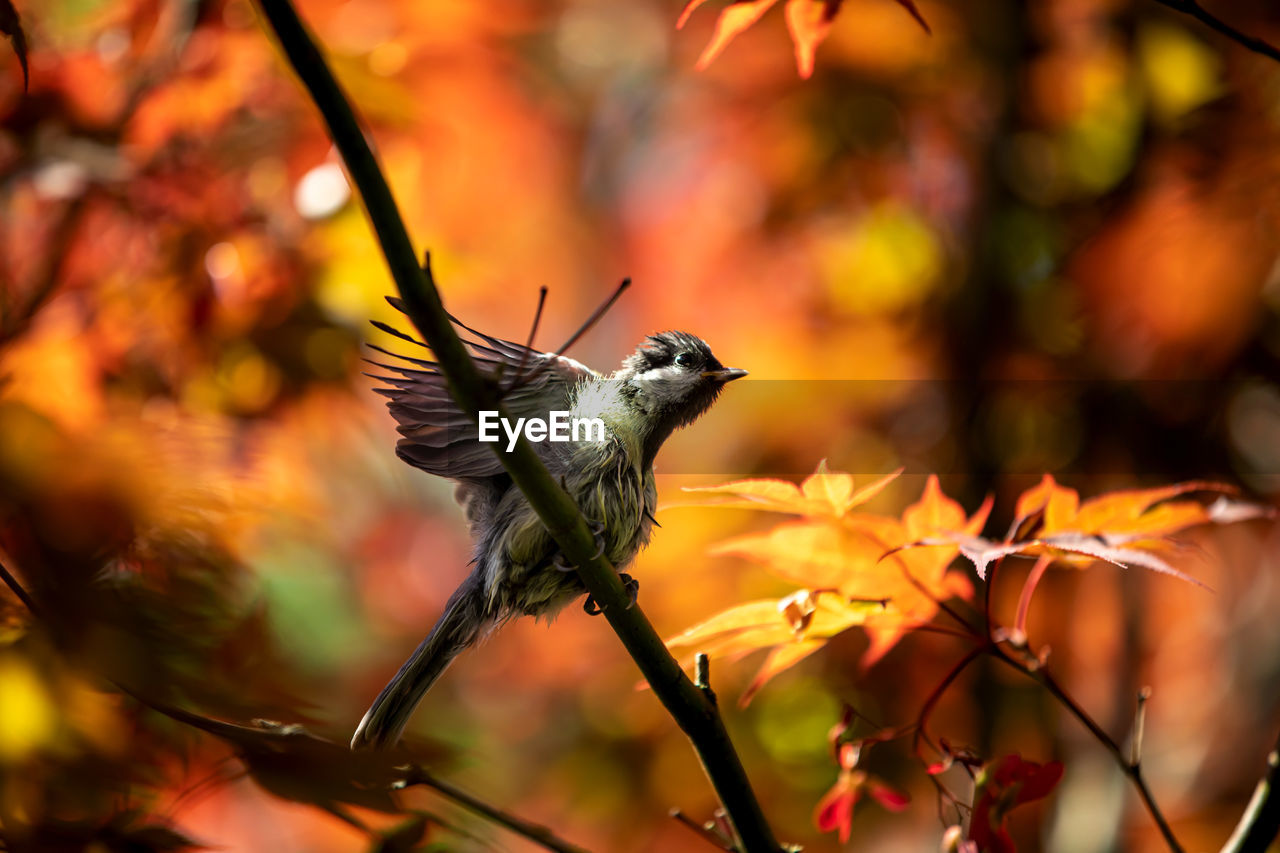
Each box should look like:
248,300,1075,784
552,521,607,572
582,573,639,616
619,572,639,609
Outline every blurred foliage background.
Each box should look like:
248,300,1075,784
2,0,1280,850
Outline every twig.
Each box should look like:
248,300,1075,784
696,652,717,705
1131,687,1151,767
251,2,780,850
671,808,735,851
989,645,1185,853
1152,0,1280,65
1220,729,1280,853
912,645,984,759
0,554,38,616
403,767,593,853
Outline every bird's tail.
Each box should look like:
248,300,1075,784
351,572,491,750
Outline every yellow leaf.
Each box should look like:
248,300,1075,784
710,520,884,588
665,600,787,649
740,640,826,706
694,0,783,71
1072,481,1233,537
682,463,901,517
784,0,836,79
1013,474,1079,535
801,459,854,512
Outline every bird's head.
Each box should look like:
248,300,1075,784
617,331,746,446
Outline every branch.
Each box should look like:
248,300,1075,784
250,2,780,850
1220,730,1280,853
1151,0,1280,65
989,645,1185,853
402,767,593,853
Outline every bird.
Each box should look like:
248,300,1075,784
351,302,746,750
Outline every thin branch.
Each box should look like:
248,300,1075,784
1131,687,1151,767
1152,0,1280,65
671,809,736,851
989,645,1185,853
0,554,38,616
250,2,780,850
912,645,984,759
403,767,593,853
1220,728,1280,853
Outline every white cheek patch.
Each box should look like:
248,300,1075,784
635,367,672,383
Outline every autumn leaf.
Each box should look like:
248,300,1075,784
669,470,985,700
1013,474,1237,541
813,740,909,842
665,590,882,703
679,0,929,77
785,0,841,79
968,755,1063,853
679,461,901,517
709,519,888,588
901,476,1256,584
685,0,782,71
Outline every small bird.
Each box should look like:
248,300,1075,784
352,305,746,749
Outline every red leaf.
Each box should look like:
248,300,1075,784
970,755,1064,853
813,767,909,842
814,771,861,843
866,778,911,812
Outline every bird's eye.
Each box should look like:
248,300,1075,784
674,352,697,368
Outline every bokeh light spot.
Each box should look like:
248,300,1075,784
0,657,56,762
294,162,351,220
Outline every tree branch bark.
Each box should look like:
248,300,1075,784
251,2,780,850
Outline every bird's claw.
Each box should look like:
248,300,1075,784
619,573,639,609
588,521,607,560
582,574,639,616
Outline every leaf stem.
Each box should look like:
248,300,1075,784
1013,555,1051,639
251,2,779,849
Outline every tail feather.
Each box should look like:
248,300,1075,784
351,573,490,750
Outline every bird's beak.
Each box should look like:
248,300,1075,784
702,367,748,382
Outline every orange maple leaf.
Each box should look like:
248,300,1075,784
678,0,929,78
666,468,987,702
679,461,901,516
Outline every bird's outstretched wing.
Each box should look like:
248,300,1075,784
366,299,600,480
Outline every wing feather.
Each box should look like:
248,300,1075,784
370,307,600,480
